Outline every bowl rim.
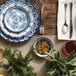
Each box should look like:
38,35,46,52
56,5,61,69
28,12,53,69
33,37,54,58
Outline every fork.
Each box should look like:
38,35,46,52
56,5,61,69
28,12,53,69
39,0,44,35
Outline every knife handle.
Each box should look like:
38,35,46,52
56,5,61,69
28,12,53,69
70,3,73,20
69,20,73,38
69,2,73,38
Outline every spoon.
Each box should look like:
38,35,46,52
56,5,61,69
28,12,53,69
62,3,68,34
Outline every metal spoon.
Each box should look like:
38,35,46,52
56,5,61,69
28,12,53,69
39,0,44,35
62,3,68,34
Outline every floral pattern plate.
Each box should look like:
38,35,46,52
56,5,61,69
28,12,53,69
0,0,39,42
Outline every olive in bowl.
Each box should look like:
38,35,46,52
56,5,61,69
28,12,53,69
33,37,53,58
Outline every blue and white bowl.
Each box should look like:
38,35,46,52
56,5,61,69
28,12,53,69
33,37,54,58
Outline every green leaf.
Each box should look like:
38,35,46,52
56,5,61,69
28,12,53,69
67,51,76,62
47,69,56,76
66,63,76,70
54,51,60,59
71,70,76,76
59,67,66,73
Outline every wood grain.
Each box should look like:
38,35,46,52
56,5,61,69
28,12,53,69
30,0,58,35
0,0,5,4
0,0,58,35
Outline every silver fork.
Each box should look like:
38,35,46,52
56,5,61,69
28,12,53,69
39,0,44,35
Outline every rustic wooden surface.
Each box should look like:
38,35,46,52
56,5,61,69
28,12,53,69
0,0,58,35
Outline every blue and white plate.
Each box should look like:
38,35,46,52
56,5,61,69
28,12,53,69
0,0,39,42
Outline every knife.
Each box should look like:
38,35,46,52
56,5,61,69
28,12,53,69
69,2,73,39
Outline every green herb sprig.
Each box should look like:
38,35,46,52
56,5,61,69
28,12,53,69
46,50,76,76
1,47,36,76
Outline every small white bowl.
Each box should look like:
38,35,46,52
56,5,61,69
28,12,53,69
33,37,54,58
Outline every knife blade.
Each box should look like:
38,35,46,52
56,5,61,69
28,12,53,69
69,2,73,39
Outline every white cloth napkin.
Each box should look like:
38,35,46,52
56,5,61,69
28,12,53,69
57,0,76,40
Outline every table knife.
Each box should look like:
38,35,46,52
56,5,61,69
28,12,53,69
69,2,73,39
